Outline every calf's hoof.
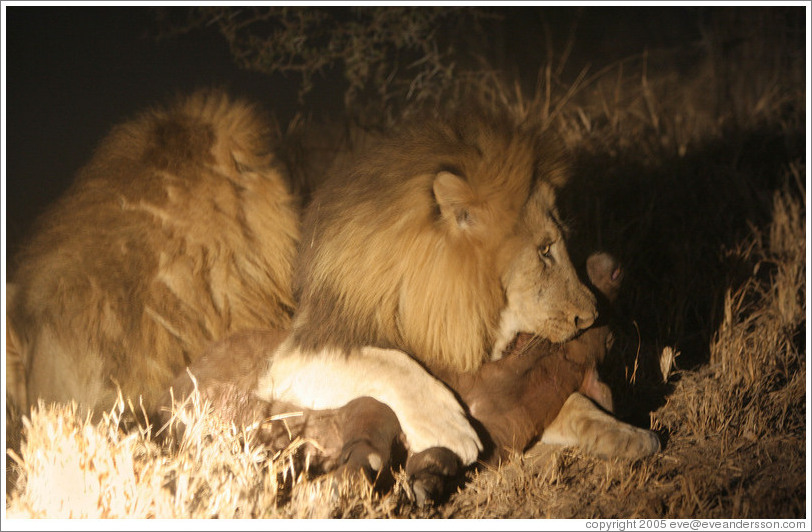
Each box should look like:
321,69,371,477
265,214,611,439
337,438,389,485
405,447,463,506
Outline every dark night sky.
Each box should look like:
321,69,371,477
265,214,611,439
2,5,704,260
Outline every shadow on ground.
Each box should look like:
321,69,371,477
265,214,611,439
559,122,805,427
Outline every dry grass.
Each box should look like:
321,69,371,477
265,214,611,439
4,7,807,521
5,387,404,519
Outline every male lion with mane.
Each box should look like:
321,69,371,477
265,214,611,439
255,102,604,467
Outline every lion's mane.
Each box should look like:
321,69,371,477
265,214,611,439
291,106,570,372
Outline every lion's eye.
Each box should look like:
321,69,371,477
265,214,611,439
538,243,552,261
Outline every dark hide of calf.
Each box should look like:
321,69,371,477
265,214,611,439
159,329,405,483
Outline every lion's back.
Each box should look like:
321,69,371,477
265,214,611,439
10,90,299,414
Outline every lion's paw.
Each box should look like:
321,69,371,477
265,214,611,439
543,393,661,461
396,393,482,465
590,424,661,460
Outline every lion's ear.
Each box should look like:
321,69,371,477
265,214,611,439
433,171,477,230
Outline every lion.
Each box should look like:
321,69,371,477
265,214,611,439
254,103,603,466
9,91,656,488
7,90,299,417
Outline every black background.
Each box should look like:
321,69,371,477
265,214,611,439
3,6,703,259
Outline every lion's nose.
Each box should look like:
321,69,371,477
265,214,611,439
575,310,597,331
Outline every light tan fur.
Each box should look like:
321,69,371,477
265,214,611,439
9,91,299,416
541,393,661,459
290,106,597,372
257,339,483,463
258,105,599,464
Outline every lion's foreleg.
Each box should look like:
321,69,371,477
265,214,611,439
255,337,482,465
540,392,660,460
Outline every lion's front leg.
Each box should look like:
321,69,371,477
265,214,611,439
541,393,660,460
255,337,482,465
